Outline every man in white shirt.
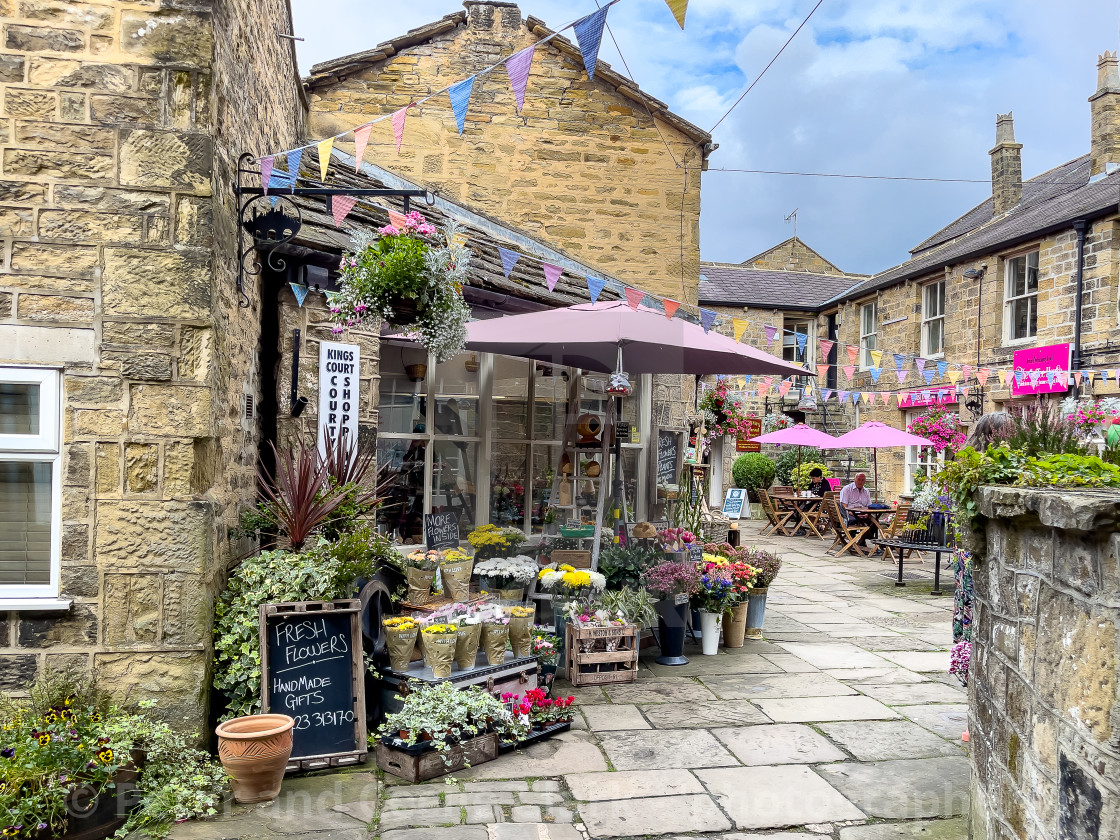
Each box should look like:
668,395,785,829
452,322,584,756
839,473,880,545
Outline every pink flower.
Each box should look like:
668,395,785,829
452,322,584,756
378,224,400,236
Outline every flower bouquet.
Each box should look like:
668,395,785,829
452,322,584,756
536,564,607,603
474,555,538,601
404,550,439,605
467,524,528,561
438,548,474,603
720,558,758,648
453,610,484,670
507,605,536,657
420,623,458,678
383,617,420,672
478,607,511,665
640,560,701,604
658,527,697,560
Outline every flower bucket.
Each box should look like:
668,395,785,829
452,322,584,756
745,587,768,639
215,714,294,804
384,623,419,672
699,611,722,655
498,586,525,603
723,602,748,648
482,622,510,665
453,622,482,670
405,567,436,605
654,597,689,666
440,558,474,602
421,630,458,678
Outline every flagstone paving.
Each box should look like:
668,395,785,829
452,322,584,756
165,521,968,840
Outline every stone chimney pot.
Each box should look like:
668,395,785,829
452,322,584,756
990,112,1023,215
1089,50,1120,176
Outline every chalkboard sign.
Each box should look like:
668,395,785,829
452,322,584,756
260,600,367,772
424,511,459,550
688,544,704,563
657,429,682,485
723,488,746,519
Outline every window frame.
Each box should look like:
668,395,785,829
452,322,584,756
904,410,945,492
859,301,878,369
1003,250,1039,344
921,281,946,358
0,366,65,608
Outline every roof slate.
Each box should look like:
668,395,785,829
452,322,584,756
698,264,865,309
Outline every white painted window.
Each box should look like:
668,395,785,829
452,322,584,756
921,281,946,357
782,318,812,390
904,410,945,493
1004,251,1039,342
860,302,878,368
0,367,65,608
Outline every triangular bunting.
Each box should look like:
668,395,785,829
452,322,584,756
573,5,610,81
976,368,990,387
847,345,860,365
331,195,358,227
870,349,883,368
624,287,644,309
838,390,850,403
795,332,808,357
543,263,563,292
498,247,521,278
392,106,409,153
843,365,855,382
388,209,409,230
260,156,274,195
778,379,793,397
819,338,834,361
1028,370,1042,387
505,46,535,113
1000,370,1011,387
947,370,962,385
317,138,334,182
286,148,304,192
1074,371,1083,387
587,275,605,303
699,309,717,333
821,389,833,402
289,283,310,307
449,77,476,135
961,365,973,381
354,124,373,170
870,367,881,383
764,325,778,347
852,392,861,405
663,0,688,28
816,365,829,380
733,319,748,343
923,368,935,385
936,360,948,380
1085,370,1096,386
915,358,926,377
663,299,681,320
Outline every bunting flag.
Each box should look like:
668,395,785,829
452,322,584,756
821,389,833,402
915,358,926,378
624,287,644,309
870,349,883,368
699,308,717,333
819,338,834,360
317,138,334,182
847,345,860,365
505,46,535,112
838,390,850,403
961,365,973,381
921,390,932,403
778,379,793,397
923,368,935,385
843,364,855,382
976,368,990,387
764,325,778,347
663,0,688,28
392,106,410,153
449,77,475,135
286,148,304,192
1074,371,1083,387
816,364,829,380
260,156,274,195
388,209,409,229
663,299,681,319
573,5,609,81
587,275,605,303
1028,370,1042,387
756,381,768,398
1000,370,1011,387
498,247,521,278
353,124,372,170
852,392,861,405
879,392,889,405
1085,369,1096,386
733,319,748,343
795,332,808,357
1046,370,1058,387
870,367,881,383
543,262,563,292
289,283,310,307
331,195,358,226
947,369,962,385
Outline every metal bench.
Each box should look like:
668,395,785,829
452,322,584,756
871,509,954,595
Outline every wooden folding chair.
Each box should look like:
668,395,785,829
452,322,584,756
879,503,912,561
759,490,795,537
815,491,837,534
825,498,869,557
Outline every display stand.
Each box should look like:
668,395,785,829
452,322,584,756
372,651,538,717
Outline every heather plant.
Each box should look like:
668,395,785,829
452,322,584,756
746,548,782,588
640,561,702,598
1003,402,1085,457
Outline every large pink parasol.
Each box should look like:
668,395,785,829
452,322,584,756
750,424,839,484
827,422,933,498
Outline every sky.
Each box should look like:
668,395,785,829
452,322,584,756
288,0,1117,275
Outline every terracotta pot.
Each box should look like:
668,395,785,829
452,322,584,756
215,713,294,804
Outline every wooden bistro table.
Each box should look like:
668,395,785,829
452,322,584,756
769,491,826,539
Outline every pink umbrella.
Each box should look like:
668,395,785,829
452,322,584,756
750,424,839,485
826,421,933,499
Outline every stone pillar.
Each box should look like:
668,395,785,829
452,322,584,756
1089,51,1120,178
969,487,1120,840
990,113,1022,216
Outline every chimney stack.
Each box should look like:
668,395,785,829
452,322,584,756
990,112,1023,215
1089,50,1120,177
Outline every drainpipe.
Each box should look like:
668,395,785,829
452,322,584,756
1071,220,1088,387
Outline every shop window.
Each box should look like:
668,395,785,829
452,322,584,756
1004,251,1039,342
921,281,945,357
860,302,878,368
0,367,62,607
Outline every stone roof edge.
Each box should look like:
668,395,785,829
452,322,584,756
700,260,869,279
740,236,843,273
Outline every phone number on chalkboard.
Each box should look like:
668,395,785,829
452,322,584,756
292,709,356,731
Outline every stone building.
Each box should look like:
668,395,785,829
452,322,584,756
700,53,1120,500
0,0,712,730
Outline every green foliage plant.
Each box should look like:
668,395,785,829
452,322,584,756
791,461,832,490
771,446,822,486
597,544,661,590
1004,402,1086,457
732,453,775,499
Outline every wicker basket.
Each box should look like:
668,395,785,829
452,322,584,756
701,515,730,545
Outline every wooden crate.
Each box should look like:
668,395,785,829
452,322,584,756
564,623,639,686
551,550,592,569
375,732,499,783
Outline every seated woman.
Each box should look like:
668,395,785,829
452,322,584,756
807,467,828,497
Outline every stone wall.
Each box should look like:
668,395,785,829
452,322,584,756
305,1,707,303
0,0,304,731
969,486,1120,840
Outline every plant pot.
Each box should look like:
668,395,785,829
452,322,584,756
498,586,525,603
440,558,474,602
508,612,535,658
663,550,690,564
539,663,557,692
723,602,748,648
745,587,768,640
482,622,510,665
454,622,482,669
385,624,420,672
405,567,436,605
699,611,722,655
654,597,689,666
215,713,295,804
422,631,458,678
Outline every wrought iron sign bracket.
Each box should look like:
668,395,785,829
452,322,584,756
233,152,434,309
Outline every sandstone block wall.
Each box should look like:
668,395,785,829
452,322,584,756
0,0,304,731
970,486,1120,840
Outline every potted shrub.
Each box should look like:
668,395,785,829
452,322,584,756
744,549,782,639
694,555,735,656
640,561,701,665
329,213,472,362
732,453,775,517
791,461,832,491
215,714,294,804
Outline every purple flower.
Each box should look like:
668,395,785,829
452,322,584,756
0,748,13,759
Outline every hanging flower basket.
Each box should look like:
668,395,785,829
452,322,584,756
329,213,472,362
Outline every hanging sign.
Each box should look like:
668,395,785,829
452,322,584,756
736,418,763,452
722,488,746,519
260,600,367,772
1011,343,1071,397
897,391,958,410
317,341,361,456
423,511,460,550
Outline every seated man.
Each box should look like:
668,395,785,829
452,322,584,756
839,473,880,547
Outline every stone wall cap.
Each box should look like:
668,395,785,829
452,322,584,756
976,485,1120,532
